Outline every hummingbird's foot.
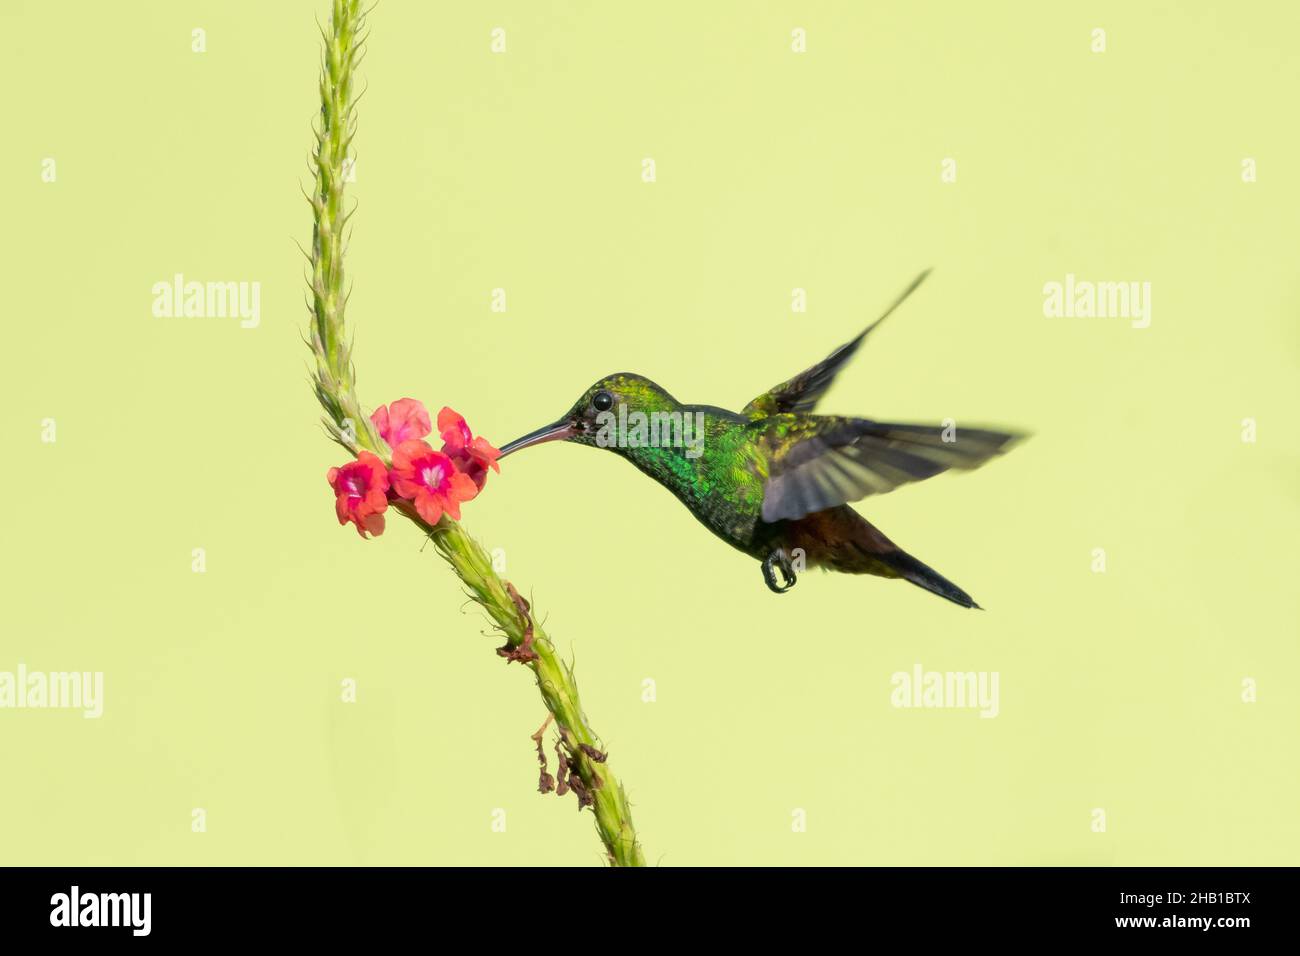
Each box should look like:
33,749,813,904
762,548,797,593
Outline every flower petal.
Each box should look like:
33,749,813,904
369,405,391,443
414,493,444,525
389,398,431,443
449,470,479,502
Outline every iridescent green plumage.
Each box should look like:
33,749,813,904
499,273,1025,606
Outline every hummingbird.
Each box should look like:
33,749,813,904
498,272,1024,607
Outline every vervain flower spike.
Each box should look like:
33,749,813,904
306,0,645,866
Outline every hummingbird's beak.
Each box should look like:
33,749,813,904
497,419,577,458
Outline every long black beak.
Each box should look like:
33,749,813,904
498,419,577,458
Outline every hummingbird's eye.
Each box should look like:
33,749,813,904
592,390,614,412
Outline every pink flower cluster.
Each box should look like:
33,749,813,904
326,399,500,537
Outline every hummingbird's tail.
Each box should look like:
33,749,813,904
879,548,981,610
788,506,981,608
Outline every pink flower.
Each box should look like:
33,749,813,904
438,407,501,491
371,398,432,450
391,439,478,524
327,451,390,538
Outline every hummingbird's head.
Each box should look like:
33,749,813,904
498,373,680,458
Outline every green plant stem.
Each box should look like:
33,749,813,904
398,505,645,866
308,0,384,457
306,0,645,867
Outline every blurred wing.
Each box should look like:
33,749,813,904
760,417,1025,522
742,270,931,420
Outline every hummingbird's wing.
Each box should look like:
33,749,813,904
741,270,931,420
759,416,1023,523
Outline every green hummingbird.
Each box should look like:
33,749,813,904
499,272,1024,607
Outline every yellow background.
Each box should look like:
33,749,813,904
2,1,1297,865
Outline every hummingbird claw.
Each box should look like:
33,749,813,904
762,549,797,594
